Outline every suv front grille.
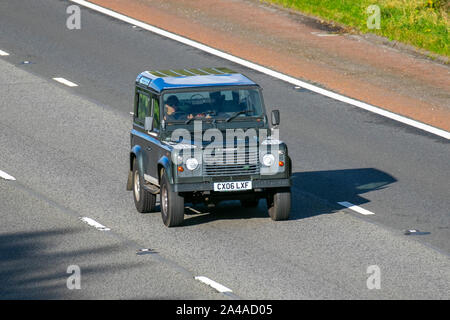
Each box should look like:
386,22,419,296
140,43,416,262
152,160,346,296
203,147,260,177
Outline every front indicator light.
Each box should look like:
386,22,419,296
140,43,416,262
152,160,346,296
177,166,184,172
279,161,284,167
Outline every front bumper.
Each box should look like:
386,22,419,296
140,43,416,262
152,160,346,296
173,178,291,192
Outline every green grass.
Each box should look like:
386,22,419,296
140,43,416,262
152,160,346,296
263,0,449,57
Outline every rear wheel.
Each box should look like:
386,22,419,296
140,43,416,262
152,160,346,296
160,170,184,227
132,159,156,213
267,188,291,221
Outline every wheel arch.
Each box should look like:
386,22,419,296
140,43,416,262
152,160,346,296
127,145,144,190
158,155,173,185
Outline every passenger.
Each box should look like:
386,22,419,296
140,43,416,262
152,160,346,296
210,91,225,112
231,91,242,112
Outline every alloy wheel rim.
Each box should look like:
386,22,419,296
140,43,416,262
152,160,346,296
134,170,140,202
162,185,168,216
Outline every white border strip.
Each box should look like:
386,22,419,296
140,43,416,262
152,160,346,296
80,217,111,231
0,50,10,56
195,276,232,293
70,0,449,140
0,170,16,181
53,77,78,87
338,201,375,215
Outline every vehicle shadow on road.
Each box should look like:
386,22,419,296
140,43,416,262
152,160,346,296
183,201,268,226
182,168,396,226
289,168,396,220
0,228,139,299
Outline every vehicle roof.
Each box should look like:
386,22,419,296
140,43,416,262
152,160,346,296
135,68,257,93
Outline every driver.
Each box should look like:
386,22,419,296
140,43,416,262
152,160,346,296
164,95,182,120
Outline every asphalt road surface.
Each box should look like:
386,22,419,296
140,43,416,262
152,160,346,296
0,0,449,299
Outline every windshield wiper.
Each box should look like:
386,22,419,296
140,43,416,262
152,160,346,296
225,110,250,122
184,117,196,125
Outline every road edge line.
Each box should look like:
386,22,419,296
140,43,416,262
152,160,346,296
70,0,450,140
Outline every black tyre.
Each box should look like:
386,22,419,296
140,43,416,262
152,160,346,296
132,158,156,213
241,199,259,208
160,170,184,227
267,188,291,221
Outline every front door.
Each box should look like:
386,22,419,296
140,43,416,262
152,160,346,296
133,90,157,185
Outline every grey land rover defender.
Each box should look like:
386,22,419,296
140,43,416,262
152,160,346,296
127,68,292,227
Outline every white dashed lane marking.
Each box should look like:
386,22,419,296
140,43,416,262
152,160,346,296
0,170,16,181
338,201,375,215
195,276,233,293
53,77,79,87
80,217,111,231
0,50,10,56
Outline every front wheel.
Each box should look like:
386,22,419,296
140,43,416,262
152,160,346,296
160,170,185,227
267,188,291,221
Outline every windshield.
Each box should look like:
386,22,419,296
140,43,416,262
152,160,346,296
162,88,263,122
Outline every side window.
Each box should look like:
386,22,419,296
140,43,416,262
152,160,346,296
135,92,150,125
151,95,160,131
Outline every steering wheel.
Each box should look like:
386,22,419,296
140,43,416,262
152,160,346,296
169,111,187,120
190,94,205,106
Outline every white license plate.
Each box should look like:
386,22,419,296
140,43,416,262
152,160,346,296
214,181,252,192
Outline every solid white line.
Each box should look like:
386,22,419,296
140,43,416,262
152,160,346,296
338,201,375,215
80,217,111,231
53,77,79,87
0,50,10,56
311,32,339,37
194,276,232,293
0,170,16,181
70,0,450,140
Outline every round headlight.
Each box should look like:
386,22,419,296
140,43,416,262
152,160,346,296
185,158,199,171
262,154,275,166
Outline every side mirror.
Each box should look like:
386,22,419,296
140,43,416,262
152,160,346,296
144,116,153,131
271,110,280,126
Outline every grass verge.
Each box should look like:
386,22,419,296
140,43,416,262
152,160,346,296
262,0,449,57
